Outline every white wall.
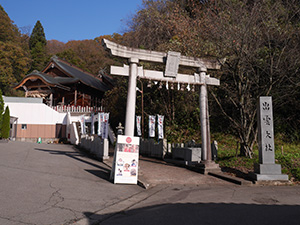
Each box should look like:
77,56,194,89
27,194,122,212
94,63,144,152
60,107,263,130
4,102,67,125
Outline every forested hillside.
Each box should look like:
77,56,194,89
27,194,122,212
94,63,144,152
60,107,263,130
0,5,30,96
1,0,300,157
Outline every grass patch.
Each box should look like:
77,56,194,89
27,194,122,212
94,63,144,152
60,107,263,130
275,143,300,182
213,133,300,182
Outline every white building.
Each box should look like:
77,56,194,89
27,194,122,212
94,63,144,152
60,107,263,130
4,96,67,142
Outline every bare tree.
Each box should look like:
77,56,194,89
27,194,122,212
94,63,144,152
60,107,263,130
120,0,300,151
201,0,300,156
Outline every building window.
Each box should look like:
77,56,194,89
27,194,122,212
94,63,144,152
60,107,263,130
21,124,27,130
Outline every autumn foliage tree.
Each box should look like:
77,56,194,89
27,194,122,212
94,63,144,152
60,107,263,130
47,35,120,76
0,4,30,95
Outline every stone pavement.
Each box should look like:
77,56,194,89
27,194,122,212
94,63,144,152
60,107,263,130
104,156,233,188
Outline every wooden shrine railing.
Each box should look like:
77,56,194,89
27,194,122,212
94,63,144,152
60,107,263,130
52,105,102,113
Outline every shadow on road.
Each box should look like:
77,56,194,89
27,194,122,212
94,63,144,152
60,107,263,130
85,169,110,180
34,147,112,181
80,202,300,225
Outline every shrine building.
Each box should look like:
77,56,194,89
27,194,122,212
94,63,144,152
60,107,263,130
14,55,114,110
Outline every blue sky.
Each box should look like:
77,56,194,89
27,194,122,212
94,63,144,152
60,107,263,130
1,0,144,43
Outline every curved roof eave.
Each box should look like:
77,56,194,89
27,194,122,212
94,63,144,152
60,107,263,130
14,71,72,91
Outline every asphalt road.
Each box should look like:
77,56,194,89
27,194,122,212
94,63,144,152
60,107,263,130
1,141,300,225
0,141,142,225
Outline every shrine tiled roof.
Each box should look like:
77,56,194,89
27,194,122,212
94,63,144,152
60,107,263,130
14,71,79,91
48,56,110,92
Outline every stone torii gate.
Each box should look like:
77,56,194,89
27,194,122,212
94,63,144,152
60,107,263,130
102,39,222,172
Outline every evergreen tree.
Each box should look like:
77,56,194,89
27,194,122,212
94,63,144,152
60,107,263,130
29,20,46,49
1,106,10,139
29,20,47,71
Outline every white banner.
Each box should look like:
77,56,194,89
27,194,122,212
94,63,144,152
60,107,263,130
99,112,105,137
102,113,109,139
157,115,164,139
136,116,142,136
149,115,156,138
114,135,140,184
91,113,95,135
80,115,85,135
97,113,101,136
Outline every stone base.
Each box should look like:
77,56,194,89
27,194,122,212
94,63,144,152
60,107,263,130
102,156,110,160
197,161,221,174
251,163,289,181
254,163,282,174
250,173,289,181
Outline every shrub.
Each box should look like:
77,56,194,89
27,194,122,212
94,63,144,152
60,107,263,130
1,106,10,139
0,90,4,137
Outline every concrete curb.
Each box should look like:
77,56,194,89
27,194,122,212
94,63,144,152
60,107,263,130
0,139,9,143
208,172,254,186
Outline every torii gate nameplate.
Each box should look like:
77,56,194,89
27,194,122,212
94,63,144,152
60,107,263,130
165,51,181,78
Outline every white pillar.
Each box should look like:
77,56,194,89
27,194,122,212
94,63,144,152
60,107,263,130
50,93,53,107
103,138,109,160
125,58,139,136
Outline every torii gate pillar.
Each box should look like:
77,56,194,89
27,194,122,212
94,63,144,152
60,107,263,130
199,68,209,161
125,58,139,136
199,68,220,173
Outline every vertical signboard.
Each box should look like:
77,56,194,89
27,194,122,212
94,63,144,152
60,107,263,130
114,135,140,184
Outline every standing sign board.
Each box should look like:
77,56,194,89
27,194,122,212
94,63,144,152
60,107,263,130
114,135,140,184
